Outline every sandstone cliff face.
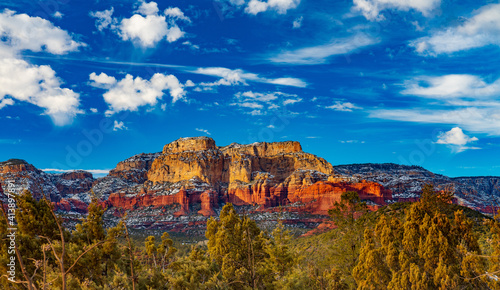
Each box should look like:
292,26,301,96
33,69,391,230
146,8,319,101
148,137,334,185
98,137,392,220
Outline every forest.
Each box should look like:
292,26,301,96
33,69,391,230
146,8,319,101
0,185,499,289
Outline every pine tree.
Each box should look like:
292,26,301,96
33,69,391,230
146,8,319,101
353,185,490,289
328,191,370,286
206,203,269,289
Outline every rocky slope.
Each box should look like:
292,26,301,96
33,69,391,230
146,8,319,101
333,163,500,214
0,159,92,213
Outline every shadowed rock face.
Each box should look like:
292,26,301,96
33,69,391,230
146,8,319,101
0,160,94,213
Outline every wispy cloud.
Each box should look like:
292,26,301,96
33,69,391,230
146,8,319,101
192,67,307,87
324,101,362,112
411,3,500,55
371,73,500,136
195,128,211,135
42,168,111,175
370,107,500,135
231,91,302,115
269,34,379,65
401,74,500,100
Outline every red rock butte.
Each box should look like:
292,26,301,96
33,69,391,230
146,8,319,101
106,137,393,216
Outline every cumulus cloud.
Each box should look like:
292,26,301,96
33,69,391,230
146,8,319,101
436,127,479,152
0,10,83,126
136,0,159,15
353,0,440,21
193,67,307,87
195,128,211,135
89,72,185,114
0,58,82,125
90,1,189,48
269,34,379,64
89,72,117,87
119,14,171,47
0,9,83,54
325,101,362,112
411,3,500,55
113,120,128,131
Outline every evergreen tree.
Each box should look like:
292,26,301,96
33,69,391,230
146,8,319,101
206,203,269,289
328,191,370,286
353,185,489,289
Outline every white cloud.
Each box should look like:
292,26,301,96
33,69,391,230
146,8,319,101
411,3,500,55
402,74,500,99
0,57,81,126
369,107,500,135
292,16,303,28
371,73,500,136
90,108,98,113
0,9,83,54
283,98,302,105
53,11,63,19
91,2,188,48
164,7,191,22
240,91,278,102
90,8,115,31
182,41,200,50
245,0,300,15
42,168,111,175
90,72,185,114
339,140,365,143
119,14,170,47
0,10,84,126
325,101,362,112
249,109,263,115
136,1,159,15
193,67,307,87
232,91,301,114
237,102,264,109
437,127,478,146
0,98,14,109
353,0,440,21
89,72,117,87
269,34,379,64
195,128,211,135
185,80,195,87
267,124,275,128
436,127,479,152
113,120,128,131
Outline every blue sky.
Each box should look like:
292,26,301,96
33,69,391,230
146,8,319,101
1,0,500,177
